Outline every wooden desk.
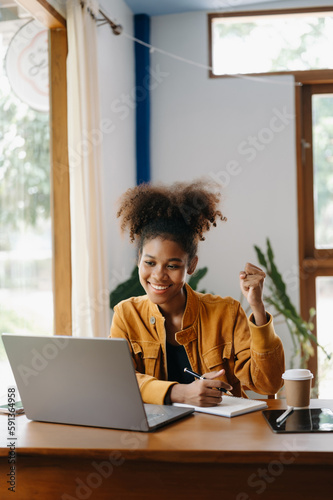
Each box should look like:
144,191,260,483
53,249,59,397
1,399,333,500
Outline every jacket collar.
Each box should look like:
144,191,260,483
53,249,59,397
147,283,199,343
182,283,200,329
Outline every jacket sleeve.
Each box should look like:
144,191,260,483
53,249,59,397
110,305,177,405
233,303,285,395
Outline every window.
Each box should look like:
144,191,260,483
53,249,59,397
312,93,333,249
0,7,53,396
209,7,333,77
0,1,69,402
299,83,333,398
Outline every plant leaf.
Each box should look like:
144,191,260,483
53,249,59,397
188,267,208,290
254,245,268,269
110,267,145,309
254,238,331,364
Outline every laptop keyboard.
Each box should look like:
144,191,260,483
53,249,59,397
146,412,166,423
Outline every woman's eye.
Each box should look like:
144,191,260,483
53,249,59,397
144,261,154,266
167,265,178,269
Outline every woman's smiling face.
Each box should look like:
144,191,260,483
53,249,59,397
138,237,197,311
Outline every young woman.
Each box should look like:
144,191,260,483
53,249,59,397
110,180,285,407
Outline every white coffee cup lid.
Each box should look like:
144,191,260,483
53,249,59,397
282,369,314,380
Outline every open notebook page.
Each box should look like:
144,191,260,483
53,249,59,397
173,395,267,418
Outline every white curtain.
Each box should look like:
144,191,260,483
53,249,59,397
66,0,110,337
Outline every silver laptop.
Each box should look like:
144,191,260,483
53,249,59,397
2,334,194,432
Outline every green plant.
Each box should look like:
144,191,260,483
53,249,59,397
253,238,331,369
110,266,208,310
110,267,145,309
188,267,208,293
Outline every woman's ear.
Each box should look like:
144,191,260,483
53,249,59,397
187,256,198,275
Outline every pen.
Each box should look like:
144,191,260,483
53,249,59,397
276,406,294,426
184,367,233,396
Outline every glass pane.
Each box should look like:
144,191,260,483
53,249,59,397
312,94,333,249
212,13,333,76
316,277,333,398
0,11,53,402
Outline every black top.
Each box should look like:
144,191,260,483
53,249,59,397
166,342,194,384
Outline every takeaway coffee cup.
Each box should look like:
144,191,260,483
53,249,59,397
282,369,314,408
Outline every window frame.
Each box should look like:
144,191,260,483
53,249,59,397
297,82,333,383
208,7,333,81
16,0,72,335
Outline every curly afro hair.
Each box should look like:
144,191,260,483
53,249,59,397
117,180,226,261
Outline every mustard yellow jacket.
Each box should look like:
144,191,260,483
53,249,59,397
110,283,285,405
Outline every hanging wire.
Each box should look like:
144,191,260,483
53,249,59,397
95,6,302,86
121,31,301,86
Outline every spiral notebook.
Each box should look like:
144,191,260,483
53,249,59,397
174,395,267,418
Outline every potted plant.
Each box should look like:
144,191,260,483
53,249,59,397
253,238,331,370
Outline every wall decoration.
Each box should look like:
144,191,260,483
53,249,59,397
5,19,49,112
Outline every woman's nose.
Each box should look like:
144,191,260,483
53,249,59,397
152,265,167,281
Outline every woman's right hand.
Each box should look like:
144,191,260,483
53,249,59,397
169,369,233,407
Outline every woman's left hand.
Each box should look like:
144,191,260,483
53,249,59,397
239,262,267,326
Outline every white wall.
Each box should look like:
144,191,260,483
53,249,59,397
97,0,137,302
150,11,298,363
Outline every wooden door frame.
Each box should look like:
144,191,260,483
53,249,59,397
16,1,72,335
